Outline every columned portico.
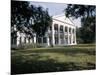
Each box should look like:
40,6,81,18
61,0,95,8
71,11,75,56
48,15,77,46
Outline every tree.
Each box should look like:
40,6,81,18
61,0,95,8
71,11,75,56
11,1,31,31
11,0,33,40
65,4,96,43
76,27,83,44
11,0,52,38
31,7,52,37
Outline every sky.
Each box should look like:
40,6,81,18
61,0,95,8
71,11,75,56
29,1,81,27
29,1,67,16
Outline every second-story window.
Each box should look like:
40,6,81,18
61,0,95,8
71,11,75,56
69,28,71,34
54,24,58,30
60,25,63,33
65,26,68,32
73,29,75,34
54,24,58,32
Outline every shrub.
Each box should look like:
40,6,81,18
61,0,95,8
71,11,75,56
11,43,48,50
11,43,37,50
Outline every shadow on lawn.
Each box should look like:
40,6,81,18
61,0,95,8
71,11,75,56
19,47,96,55
11,54,95,75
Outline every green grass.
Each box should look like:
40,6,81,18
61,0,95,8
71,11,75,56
11,44,96,74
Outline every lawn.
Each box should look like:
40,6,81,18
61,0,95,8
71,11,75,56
11,44,96,74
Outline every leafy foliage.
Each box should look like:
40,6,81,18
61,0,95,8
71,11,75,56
11,1,52,37
65,4,96,43
65,4,95,18
31,7,52,37
80,17,96,43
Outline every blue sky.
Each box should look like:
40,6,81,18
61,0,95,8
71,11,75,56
29,1,81,27
30,1,67,16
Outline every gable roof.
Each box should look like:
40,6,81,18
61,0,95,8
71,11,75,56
52,14,75,26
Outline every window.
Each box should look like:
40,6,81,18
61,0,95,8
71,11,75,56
60,37,64,44
54,24,58,31
73,35,75,43
65,26,68,32
69,36,71,44
69,28,71,34
43,37,47,43
65,36,68,44
73,29,75,34
65,38,68,44
60,25,63,32
55,37,58,44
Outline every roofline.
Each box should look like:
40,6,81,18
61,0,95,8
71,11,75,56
52,14,76,26
53,18,76,27
68,18,76,26
53,14,65,18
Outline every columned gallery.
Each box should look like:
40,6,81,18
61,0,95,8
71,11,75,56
11,14,77,47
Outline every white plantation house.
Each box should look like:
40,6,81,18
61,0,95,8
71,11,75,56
11,14,77,48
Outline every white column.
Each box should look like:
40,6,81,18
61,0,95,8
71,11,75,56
74,28,77,44
63,25,66,45
47,36,50,46
52,24,55,46
26,37,29,44
34,34,36,43
67,27,70,45
14,24,17,31
58,25,60,45
16,31,20,46
30,38,33,43
21,33,25,44
16,36,20,46
71,28,73,45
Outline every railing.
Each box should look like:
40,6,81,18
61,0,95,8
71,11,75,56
48,30,73,35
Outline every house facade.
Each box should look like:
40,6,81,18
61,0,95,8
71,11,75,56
11,14,77,48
